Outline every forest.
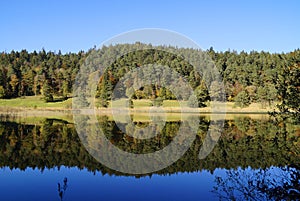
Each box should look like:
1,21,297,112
0,43,299,113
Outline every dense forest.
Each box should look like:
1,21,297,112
0,44,299,113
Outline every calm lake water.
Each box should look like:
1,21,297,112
0,114,299,201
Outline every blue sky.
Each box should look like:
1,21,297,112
1,0,299,53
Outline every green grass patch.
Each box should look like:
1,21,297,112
13,115,74,124
110,99,187,108
0,96,72,108
0,96,278,115
133,100,153,107
162,100,187,107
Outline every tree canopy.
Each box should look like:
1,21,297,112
0,45,299,113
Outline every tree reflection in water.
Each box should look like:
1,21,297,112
0,116,298,175
58,177,68,201
0,115,298,200
212,165,300,200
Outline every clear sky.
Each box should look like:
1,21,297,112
1,0,300,53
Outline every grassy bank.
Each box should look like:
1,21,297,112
0,96,278,114
0,96,72,108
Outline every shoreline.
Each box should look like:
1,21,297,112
0,96,278,116
0,106,273,124
0,103,276,116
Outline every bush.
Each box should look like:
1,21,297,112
44,94,54,103
152,97,163,107
234,91,250,108
187,95,198,108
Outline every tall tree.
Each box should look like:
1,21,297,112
276,63,300,115
42,80,53,102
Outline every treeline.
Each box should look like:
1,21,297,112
0,44,299,111
0,49,84,101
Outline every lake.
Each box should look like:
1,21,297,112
0,114,299,200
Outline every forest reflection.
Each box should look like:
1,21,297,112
0,115,299,178
212,165,300,200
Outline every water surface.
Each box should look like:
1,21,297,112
0,115,299,200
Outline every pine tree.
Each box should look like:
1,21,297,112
62,80,69,100
42,81,53,102
276,63,300,115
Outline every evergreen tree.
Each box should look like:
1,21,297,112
276,63,300,115
194,81,209,107
42,81,53,102
257,86,267,108
62,80,69,100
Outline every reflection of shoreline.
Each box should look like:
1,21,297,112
0,116,298,177
0,106,275,115
0,110,271,124
0,100,278,115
